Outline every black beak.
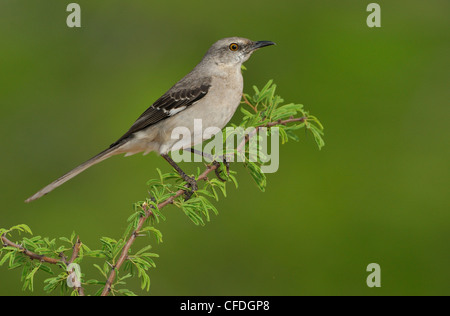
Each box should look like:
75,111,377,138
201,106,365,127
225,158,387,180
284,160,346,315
251,41,276,51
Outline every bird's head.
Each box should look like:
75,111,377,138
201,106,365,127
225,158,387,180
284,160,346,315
203,37,275,67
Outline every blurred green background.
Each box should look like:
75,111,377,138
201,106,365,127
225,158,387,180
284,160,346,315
1,0,449,296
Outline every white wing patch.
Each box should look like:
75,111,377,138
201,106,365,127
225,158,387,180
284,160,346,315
168,106,187,116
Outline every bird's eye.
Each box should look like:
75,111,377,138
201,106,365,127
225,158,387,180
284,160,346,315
229,43,239,51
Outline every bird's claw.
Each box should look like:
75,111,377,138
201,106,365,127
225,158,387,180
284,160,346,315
183,176,198,201
213,160,230,182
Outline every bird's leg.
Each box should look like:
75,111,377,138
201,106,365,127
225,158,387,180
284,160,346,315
223,156,230,177
189,148,230,182
189,148,214,161
161,153,197,200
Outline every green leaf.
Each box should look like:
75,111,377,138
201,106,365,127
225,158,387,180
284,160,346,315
135,245,153,256
307,122,325,149
0,251,13,266
38,264,54,275
86,279,105,285
141,272,151,291
119,288,137,296
228,173,238,189
245,162,267,192
22,237,37,250
84,250,106,258
140,226,163,243
70,231,76,243
25,264,41,291
59,237,72,244
240,107,255,119
198,196,219,216
93,264,107,278
9,224,33,235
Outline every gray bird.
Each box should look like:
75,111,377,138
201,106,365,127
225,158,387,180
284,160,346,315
25,37,275,203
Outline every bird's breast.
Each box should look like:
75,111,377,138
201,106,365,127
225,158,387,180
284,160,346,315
156,69,244,153
205,71,243,125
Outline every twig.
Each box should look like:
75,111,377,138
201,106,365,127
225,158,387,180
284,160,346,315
264,116,307,128
1,234,60,264
236,116,307,153
68,237,82,264
242,94,258,113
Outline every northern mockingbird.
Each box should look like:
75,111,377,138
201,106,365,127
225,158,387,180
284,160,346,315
25,37,275,203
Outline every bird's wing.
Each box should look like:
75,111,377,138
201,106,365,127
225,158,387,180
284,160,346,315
111,80,211,147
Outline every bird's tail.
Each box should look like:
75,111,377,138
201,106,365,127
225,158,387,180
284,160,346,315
25,145,122,203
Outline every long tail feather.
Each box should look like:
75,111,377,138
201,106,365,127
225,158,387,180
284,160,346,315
25,145,121,203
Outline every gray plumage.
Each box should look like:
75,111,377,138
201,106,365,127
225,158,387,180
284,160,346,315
25,37,275,203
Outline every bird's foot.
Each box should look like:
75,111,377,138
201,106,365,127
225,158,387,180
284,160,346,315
182,175,198,201
213,160,230,182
